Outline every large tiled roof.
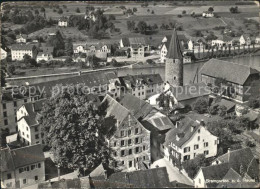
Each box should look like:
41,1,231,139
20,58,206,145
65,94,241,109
170,82,211,102
108,167,171,188
10,44,35,50
215,147,259,179
119,73,163,88
164,116,201,147
129,37,146,45
166,29,183,59
119,94,153,119
200,59,259,85
1,144,44,172
33,72,117,98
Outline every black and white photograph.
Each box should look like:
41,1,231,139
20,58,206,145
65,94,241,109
0,0,260,188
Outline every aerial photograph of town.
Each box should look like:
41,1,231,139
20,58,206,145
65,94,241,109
0,0,259,188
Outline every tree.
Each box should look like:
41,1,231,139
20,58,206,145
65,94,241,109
38,91,116,174
248,97,260,109
35,9,39,15
182,10,186,15
47,31,65,57
64,38,73,56
208,7,214,12
151,10,154,14
230,6,238,14
218,105,227,116
133,7,137,12
8,65,15,75
127,20,135,31
76,7,80,13
58,8,63,14
111,59,120,67
40,7,45,13
137,21,147,34
108,14,115,20
192,97,208,114
30,59,37,67
23,54,31,63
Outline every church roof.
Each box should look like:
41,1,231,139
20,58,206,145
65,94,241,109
166,29,183,59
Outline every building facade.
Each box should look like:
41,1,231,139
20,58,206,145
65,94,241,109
11,44,37,61
1,48,7,60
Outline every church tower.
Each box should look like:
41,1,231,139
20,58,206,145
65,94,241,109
165,29,183,86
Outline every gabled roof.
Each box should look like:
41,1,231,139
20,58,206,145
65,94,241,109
121,37,130,47
129,37,146,45
16,34,28,39
213,99,236,112
215,148,258,179
145,116,174,131
170,82,211,102
41,46,54,54
1,144,44,172
200,59,259,85
89,163,106,177
119,94,153,119
59,16,68,22
164,116,201,147
108,167,171,188
166,29,183,59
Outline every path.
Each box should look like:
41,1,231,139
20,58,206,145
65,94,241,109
151,158,193,186
218,18,227,26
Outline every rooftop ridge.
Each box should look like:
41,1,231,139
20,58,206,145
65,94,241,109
11,143,42,151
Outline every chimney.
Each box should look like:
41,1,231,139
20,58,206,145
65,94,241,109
228,148,231,162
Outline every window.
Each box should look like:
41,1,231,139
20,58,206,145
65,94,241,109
31,165,35,170
27,134,29,138
198,136,200,141
23,179,26,184
135,147,140,153
26,127,29,131
114,141,117,147
128,139,132,145
114,151,117,156
3,104,6,109
121,140,125,147
135,137,139,144
198,129,200,133
41,133,44,138
129,161,133,167
35,127,39,132
26,166,29,171
122,161,125,165
143,156,146,160
184,147,190,153
22,132,24,136
3,112,7,117
7,173,12,179
24,99,27,103
184,155,190,161
138,92,140,96
204,142,208,147
14,101,17,107
135,128,139,134
4,120,8,125
215,140,217,145
120,130,125,137
143,145,146,151
129,149,132,155
194,153,196,158
19,168,23,173
35,176,38,181
142,92,144,95
199,179,201,184
121,150,125,157
35,134,39,139
204,150,209,155
128,129,132,136
38,163,41,168
194,144,199,150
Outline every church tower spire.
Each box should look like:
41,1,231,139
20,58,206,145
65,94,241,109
165,29,183,86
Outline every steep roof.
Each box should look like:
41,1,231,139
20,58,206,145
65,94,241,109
200,59,259,85
164,116,201,147
215,147,259,179
119,94,153,119
89,163,106,177
108,167,171,188
166,29,183,59
170,82,211,102
129,37,146,45
143,115,174,131
1,144,44,172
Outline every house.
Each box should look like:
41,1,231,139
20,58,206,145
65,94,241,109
188,38,205,51
162,115,218,168
36,52,53,63
10,44,37,61
1,89,39,134
160,34,187,63
120,37,149,59
194,148,259,188
211,35,233,47
119,74,164,100
84,11,96,22
255,35,260,44
17,99,46,146
1,47,7,60
1,144,45,188
73,44,87,54
200,59,260,102
211,98,236,114
16,34,28,43
240,34,251,46
166,83,211,108
103,94,151,171
202,11,214,17
58,17,68,27
183,55,192,63
38,167,171,188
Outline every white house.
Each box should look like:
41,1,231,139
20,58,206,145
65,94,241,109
211,35,233,47
36,52,53,63
16,34,28,43
1,48,7,60
17,99,46,146
58,17,68,27
162,115,218,168
240,34,251,45
254,35,260,44
10,44,37,61
73,45,87,54
84,11,96,22
1,144,45,188
202,11,214,17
